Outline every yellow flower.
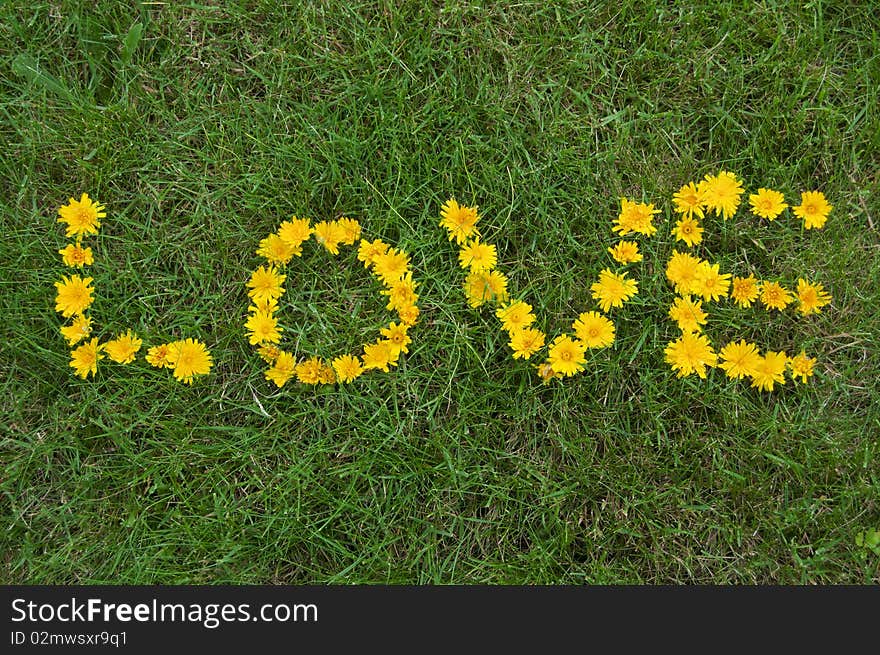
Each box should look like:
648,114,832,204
612,197,659,236
547,335,587,377
607,240,643,264
336,218,361,245
54,275,94,318
672,182,705,221
672,216,703,247
793,190,832,229
749,188,788,220
381,272,419,311
495,301,535,333
103,330,142,364
277,217,312,247
665,251,704,295
69,338,103,379
169,338,212,384
796,279,832,316
698,171,743,220
664,332,717,379
257,343,282,363
295,356,325,384
508,328,545,360
313,221,347,255
249,297,279,315
60,314,92,346
750,351,788,392
458,238,497,272
318,363,336,385
146,343,174,368
536,360,563,383
257,233,299,264
439,198,480,244
357,238,390,268
718,339,761,379
265,351,296,387
788,350,816,383
396,303,420,326
730,275,759,309
572,311,615,348
332,354,364,383
362,340,400,372
380,321,412,355
59,243,94,267
58,193,105,238
590,269,638,312
373,248,411,285
247,265,286,305
245,310,282,345
463,270,508,308
692,261,731,303
759,281,793,311
668,296,707,333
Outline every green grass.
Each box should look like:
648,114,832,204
1,0,878,584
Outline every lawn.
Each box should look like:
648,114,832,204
1,0,878,584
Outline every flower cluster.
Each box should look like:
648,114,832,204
248,217,419,387
664,173,831,390
54,193,212,383
441,196,647,381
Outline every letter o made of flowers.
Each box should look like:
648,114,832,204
246,217,419,387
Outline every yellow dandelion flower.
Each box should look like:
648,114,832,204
277,217,312,247
396,303,420,326
69,337,103,379
760,281,793,311
318,363,336,385
357,238,390,268
245,310,283,345
508,328,545,360
668,296,708,333
750,351,788,392
730,275,759,309
59,243,94,267
169,338,212,384
495,301,535,333
692,261,731,303
547,335,587,377
54,275,94,318
590,269,638,312
382,272,419,311
718,339,762,380
572,311,615,349
608,240,643,264
665,251,704,296
439,198,480,244
458,238,497,272
265,351,296,387
103,330,142,364
58,193,105,238
672,182,705,221
788,350,816,384
146,343,174,368
664,332,717,379
257,343,282,363
749,188,788,220
249,297,279,315
362,340,400,372
793,190,832,229
332,354,364,383
294,357,325,385
373,248,411,285
796,279,832,316
247,265,286,305
257,233,298,264
380,321,412,355
612,197,660,236
536,360,563,383
60,314,92,346
698,171,744,220
672,216,703,247
313,221,346,255
336,218,361,245
464,270,508,308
